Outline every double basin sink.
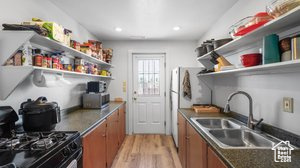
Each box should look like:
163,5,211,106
191,117,280,149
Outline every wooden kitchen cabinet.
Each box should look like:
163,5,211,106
82,120,107,168
82,103,126,168
106,109,120,168
178,112,187,168
186,121,207,168
208,147,227,168
118,104,126,145
178,112,228,168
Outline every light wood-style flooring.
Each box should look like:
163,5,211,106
111,134,182,168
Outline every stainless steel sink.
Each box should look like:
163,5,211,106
208,129,276,148
190,117,280,149
194,118,241,129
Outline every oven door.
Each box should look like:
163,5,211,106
60,148,82,168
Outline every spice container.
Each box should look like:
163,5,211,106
34,49,43,67
42,54,48,68
52,56,59,69
47,56,52,68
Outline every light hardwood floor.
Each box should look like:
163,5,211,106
111,134,182,168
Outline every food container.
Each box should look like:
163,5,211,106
266,0,300,18
42,22,65,43
34,49,43,67
75,58,84,73
240,53,262,67
47,57,52,68
80,44,92,56
21,42,33,66
63,64,73,71
64,29,72,46
213,38,233,49
52,57,59,69
42,55,48,68
195,45,207,57
292,35,300,60
13,51,22,66
229,12,273,38
70,40,81,51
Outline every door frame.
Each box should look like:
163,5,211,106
127,50,169,135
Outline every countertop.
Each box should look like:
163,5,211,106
178,108,300,168
55,101,125,136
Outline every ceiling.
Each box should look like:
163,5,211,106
50,0,238,40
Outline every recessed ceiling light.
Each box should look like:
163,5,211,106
173,26,181,31
115,27,122,32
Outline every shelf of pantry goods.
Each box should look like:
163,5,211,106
33,66,115,79
29,33,114,67
197,59,300,77
197,6,300,61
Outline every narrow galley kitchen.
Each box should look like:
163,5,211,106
1,0,300,168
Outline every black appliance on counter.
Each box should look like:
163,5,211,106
19,97,61,132
0,107,18,138
87,81,107,93
0,131,82,168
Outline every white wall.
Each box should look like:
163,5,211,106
103,40,198,134
198,0,300,135
0,0,99,111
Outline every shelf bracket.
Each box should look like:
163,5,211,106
0,66,34,100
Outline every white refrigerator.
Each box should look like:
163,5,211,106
170,67,211,147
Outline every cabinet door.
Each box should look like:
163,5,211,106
118,104,126,145
208,147,227,168
178,112,187,168
187,123,207,168
82,120,107,168
107,110,119,168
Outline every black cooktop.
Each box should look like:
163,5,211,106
0,131,80,168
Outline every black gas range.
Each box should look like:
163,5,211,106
0,131,82,168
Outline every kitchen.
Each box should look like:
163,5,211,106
0,0,300,168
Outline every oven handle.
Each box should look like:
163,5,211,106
74,148,83,161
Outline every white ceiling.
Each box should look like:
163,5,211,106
50,0,238,40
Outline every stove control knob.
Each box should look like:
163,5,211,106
62,147,71,157
69,142,78,150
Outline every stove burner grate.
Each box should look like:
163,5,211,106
0,132,67,151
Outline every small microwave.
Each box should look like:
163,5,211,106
83,93,110,109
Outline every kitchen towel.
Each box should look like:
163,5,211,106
182,70,191,99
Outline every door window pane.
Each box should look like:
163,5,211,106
138,59,160,96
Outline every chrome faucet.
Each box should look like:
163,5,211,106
224,91,263,130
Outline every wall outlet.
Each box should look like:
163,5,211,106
283,97,293,113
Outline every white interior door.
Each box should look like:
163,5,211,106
133,54,165,134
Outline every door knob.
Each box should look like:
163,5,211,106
133,98,137,100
